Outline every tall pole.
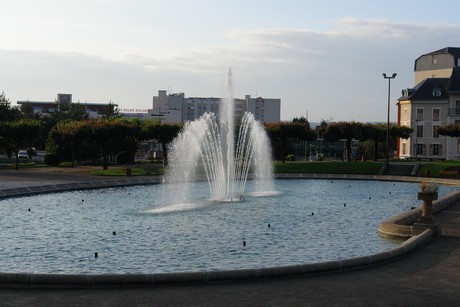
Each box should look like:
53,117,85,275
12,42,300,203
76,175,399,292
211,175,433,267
415,119,420,161
383,73,397,166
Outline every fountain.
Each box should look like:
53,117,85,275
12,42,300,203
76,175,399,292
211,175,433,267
165,68,274,202
2,69,456,279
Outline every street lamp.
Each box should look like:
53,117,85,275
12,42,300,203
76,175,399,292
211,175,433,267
414,118,420,161
383,73,397,166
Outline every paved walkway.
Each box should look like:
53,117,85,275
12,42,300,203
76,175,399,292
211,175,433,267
0,167,459,306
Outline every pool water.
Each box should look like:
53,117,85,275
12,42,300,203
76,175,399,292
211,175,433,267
0,179,454,274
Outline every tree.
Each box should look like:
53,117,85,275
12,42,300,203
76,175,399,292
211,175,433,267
101,102,121,119
322,121,362,161
359,123,386,161
19,103,40,120
88,118,140,170
438,124,460,137
49,120,90,168
0,91,20,122
0,119,41,170
265,120,316,163
141,120,182,165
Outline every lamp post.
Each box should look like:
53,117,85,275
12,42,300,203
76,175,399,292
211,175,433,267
383,73,397,166
414,118,420,161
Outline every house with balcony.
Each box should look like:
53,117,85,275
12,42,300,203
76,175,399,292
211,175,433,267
397,47,460,160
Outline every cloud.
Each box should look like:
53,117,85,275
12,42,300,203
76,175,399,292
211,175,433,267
2,18,460,121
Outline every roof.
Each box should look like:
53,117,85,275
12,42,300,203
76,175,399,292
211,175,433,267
398,78,450,101
17,101,56,105
424,47,460,58
448,67,460,93
415,47,460,68
16,101,117,107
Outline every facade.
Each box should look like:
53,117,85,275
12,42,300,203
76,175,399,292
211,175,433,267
17,94,118,119
151,90,281,124
397,47,460,160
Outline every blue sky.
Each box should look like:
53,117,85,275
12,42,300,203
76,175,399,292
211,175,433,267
2,0,460,122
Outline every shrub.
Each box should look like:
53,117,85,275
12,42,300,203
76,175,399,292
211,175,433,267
116,151,132,164
44,153,60,166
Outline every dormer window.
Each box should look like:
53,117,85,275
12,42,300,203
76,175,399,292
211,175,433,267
433,88,442,97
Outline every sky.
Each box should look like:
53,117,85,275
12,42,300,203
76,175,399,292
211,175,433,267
1,0,460,122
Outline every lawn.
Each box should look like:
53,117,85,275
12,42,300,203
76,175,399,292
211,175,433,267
90,167,148,176
274,161,384,175
416,161,460,178
46,160,460,178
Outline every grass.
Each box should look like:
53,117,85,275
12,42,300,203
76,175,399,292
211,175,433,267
89,163,166,176
9,159,460,178
274,161,384,175
417,161,460,178
90,167,148,176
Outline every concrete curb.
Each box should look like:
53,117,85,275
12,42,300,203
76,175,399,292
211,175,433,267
0,177,162,199
378,189,460,238
0,174,457,288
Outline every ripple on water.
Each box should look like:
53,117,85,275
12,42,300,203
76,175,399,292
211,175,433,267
0,179,454,274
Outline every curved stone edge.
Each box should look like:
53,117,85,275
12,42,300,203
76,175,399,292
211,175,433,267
378,189,460,238
0,177,162,200
0,229,434,288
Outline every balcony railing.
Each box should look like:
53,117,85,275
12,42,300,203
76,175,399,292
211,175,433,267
448,108,460,115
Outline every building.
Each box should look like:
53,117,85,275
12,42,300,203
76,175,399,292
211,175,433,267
17,94,118,119
150,90,281,124
397,47,460,160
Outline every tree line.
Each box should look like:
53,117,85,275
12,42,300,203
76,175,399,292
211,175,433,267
0,91,180,170
9,90,460,169
265,119,413,162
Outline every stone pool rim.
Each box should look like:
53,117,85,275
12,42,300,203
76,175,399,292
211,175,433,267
0,173,459,288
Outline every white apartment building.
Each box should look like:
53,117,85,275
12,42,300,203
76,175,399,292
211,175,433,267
397,47,460,160
151,90,281,124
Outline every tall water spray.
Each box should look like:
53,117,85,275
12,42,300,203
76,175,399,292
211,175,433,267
166,68,274,202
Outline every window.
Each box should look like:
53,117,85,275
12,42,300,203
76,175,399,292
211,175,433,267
456,101,460,115
417,125,424,137
430,144,442,156
432,56,437,64
433,125,439,138
402,143,406,155
432,88,442,97
415,143,425,156
403,108,408,121
457,139,460,153
416,108,424,121
433,108,440,121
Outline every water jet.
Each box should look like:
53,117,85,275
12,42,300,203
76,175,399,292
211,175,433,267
165,68,274,203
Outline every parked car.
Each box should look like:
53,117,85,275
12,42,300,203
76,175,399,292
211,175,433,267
17,150,29,159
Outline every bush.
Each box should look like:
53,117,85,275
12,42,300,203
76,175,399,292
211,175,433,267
116,151,132,164
44,153,60,166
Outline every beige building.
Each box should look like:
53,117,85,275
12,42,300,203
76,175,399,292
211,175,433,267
397,47,460,160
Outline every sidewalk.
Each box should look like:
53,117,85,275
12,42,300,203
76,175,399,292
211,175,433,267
0,167,459,306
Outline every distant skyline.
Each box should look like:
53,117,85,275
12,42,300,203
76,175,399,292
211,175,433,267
2,0,460,122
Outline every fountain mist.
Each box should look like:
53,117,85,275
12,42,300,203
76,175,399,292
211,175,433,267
165,68,274,202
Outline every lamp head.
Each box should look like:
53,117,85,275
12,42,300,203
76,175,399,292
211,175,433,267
392,73,397,78
383,73,387,78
